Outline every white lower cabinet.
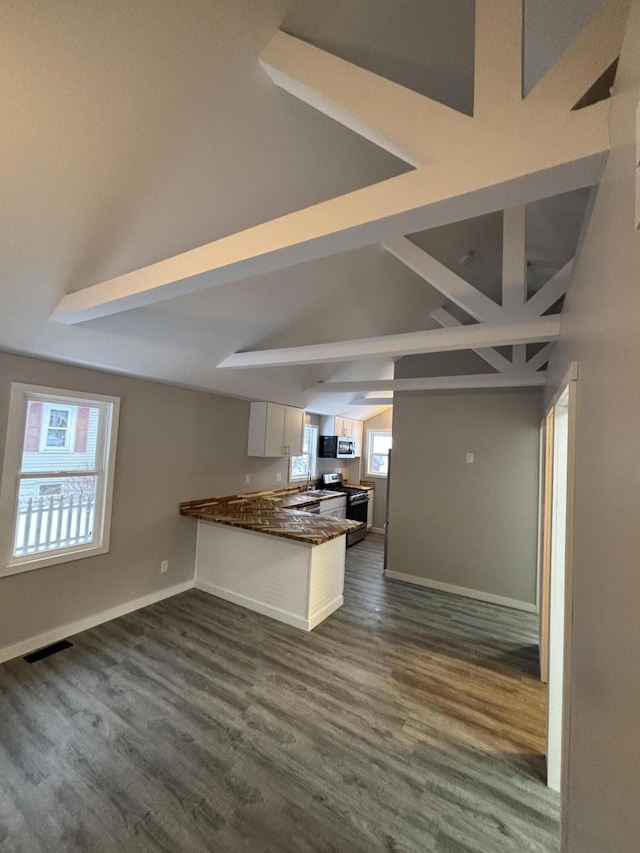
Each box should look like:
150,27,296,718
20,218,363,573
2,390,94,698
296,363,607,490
366,491,373,529
321,507,347,520
318,494,347,519
195,521,346,631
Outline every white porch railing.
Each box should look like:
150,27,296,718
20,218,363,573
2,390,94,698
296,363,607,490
14,494,95,557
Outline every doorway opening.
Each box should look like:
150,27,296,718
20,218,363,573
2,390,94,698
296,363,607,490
538,365,577,813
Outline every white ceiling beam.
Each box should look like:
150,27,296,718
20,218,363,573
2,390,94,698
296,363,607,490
350,396,394,406
526,343,554,373
523,258,574,319
430,308,513,373
217,316,560,369
502,205,527,314
474,0,523,118
384,237,502,322
512,345,527,369
316,374,547,393
525,0,631,115
50,0,620,326
260,32,471,168
501,204,527,369
50,152,604,325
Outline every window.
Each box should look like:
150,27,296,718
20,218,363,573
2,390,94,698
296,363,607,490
289,425,318,482
0,384,120,576
366,430,392,476
41,404,74,450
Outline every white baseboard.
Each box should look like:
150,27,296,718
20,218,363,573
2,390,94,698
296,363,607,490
0,580,194,665
308,595,343,631
196,578,313,631
384,570,537,613
370,527,386,535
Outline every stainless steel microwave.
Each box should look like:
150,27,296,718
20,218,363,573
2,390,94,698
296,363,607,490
319,435,355,458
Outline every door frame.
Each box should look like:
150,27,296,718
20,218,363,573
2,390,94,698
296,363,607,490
539,363,578,844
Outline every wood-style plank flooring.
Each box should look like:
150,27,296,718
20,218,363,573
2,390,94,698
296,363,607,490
0,535,559,852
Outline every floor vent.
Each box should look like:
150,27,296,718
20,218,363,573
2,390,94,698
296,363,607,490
23,640,73,663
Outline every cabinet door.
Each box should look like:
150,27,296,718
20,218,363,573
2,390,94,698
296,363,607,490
366,494,373,529
264,403,287,457
352,420,364,457
337,416,351,436
284,407,305,456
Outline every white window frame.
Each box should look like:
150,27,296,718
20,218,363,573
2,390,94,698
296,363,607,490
289,425,318,483
38,402,76,452
366,430,392,478
0,383,120,577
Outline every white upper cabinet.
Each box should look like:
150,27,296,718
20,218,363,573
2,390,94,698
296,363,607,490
320,415,364,456
248,402,304,457
283,405,305,457
352,419,364,458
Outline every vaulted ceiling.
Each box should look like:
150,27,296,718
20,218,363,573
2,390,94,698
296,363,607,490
0,0,626,417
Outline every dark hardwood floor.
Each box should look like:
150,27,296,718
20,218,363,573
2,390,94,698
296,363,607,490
0,535,559,852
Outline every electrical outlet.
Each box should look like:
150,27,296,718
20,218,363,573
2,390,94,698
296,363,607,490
466,453,474,464
245,474,251,485
160,560,168,573
276,472,282,483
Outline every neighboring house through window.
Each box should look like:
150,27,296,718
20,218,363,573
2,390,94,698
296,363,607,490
0,383,120,576
289,425,318,482
366,430,392,477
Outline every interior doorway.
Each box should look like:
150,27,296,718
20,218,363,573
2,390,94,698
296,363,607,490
538,365,577,800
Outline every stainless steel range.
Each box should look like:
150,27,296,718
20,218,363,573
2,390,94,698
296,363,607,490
322,473,368,547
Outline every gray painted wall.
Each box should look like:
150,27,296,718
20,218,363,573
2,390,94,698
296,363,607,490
386,391,542,606
546,2,640,848
0,352,297,654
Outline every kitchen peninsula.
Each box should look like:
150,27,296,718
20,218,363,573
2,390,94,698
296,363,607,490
180,488,361,631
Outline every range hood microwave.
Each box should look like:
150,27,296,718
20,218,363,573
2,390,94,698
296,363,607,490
319,435,355,458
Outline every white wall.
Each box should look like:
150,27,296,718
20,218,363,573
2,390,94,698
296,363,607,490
546,2,640,849
386,390,542,609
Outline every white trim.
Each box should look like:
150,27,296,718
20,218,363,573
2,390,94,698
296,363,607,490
548,362,579,410
366,429,392,478
194,578,326,632
0,383,120,577
0,580,194,665
308,595,344,631
288,424,319,483
384,570,537,613
370,527,386,534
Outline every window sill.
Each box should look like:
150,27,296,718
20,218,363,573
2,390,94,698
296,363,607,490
2,541,109,578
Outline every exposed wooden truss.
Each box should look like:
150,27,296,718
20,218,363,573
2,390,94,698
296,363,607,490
309,198,567,393
218,317,560,369
316,374,547,394
50,0,629,328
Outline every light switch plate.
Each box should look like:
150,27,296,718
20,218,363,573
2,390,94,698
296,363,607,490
466,453,474,464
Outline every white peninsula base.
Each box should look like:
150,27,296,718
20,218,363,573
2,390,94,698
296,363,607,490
194,521,347,631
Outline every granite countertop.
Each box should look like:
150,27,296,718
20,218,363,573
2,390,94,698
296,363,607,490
180,487,361,546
